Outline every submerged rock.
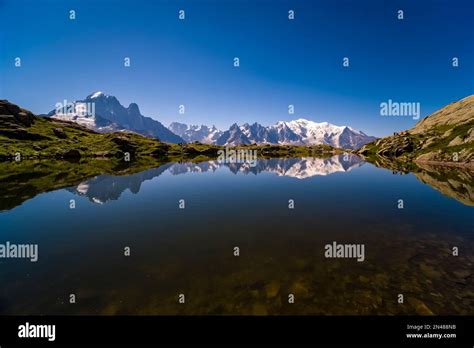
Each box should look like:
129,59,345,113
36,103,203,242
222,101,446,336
264,281,280,298
251,303,268,315
407,297,434,315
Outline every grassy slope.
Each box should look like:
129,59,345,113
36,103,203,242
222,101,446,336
359,95,474,166
0,116,224,160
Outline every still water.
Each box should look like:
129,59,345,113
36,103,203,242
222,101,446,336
0,155,472,315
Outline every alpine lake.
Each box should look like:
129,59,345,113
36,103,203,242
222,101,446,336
0,154,472,315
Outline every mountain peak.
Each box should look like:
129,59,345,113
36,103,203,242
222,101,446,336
168,122,223,144
48,92,184,143
87,91,106,99
127,103,140,114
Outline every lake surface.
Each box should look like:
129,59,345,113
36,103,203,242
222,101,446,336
0,155,473,315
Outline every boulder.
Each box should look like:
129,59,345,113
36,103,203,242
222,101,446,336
111,136,138,153
0,100,35,127
53,128,67,139
56,149,81,159
151,143,171,157
0,128,49,140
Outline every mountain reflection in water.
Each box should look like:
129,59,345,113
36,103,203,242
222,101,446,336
0,154,472,315
70,155,364,204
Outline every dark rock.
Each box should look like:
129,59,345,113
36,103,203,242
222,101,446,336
0,100,35,127
111,136,138,153
0,114,18,127
183,146,219,156
56,149,81,159
16,112,34,127
151,143,171,157
4,102,21,115
394,141,413,157
93,151,114,158
0,129,49,140
53,128,67,139
377,148,391,157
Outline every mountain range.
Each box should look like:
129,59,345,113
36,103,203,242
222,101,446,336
168,122,223,144
46,92,376,149
170,118,376,149
210,119,376,149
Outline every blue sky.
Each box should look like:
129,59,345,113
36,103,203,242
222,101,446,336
1,0,473,136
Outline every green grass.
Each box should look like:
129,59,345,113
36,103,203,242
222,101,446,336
359,119,474,165
0,117,224,160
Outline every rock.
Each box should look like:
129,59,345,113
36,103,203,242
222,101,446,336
249,280,265,291
151,143,171,157
0,114,18,127
250,290,259,298
3,102,20,115
394,141,413,157
93,151,114,157
56,149,81,159
0,104,9,114
264,281,280,298
419,263,442,278
183,146,219,156
251,303,268,315
0,129,49,140
111,136,138,153
407,298,434,315
0,100,35,127
453,269,471,279
288,281,311,299
53,128,67,139
16,111,34,127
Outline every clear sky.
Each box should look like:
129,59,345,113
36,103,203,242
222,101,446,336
1,0,473,136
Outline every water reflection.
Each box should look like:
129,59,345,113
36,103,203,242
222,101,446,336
69,155,364,204
0,154,472,315
1,155,473,210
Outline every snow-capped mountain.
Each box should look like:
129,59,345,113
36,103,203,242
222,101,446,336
284,119,377,149
239,122,302,144
169,122,222,144
215,123,252,146
47,92,183,143
204,119,375,149
46,92,374,148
